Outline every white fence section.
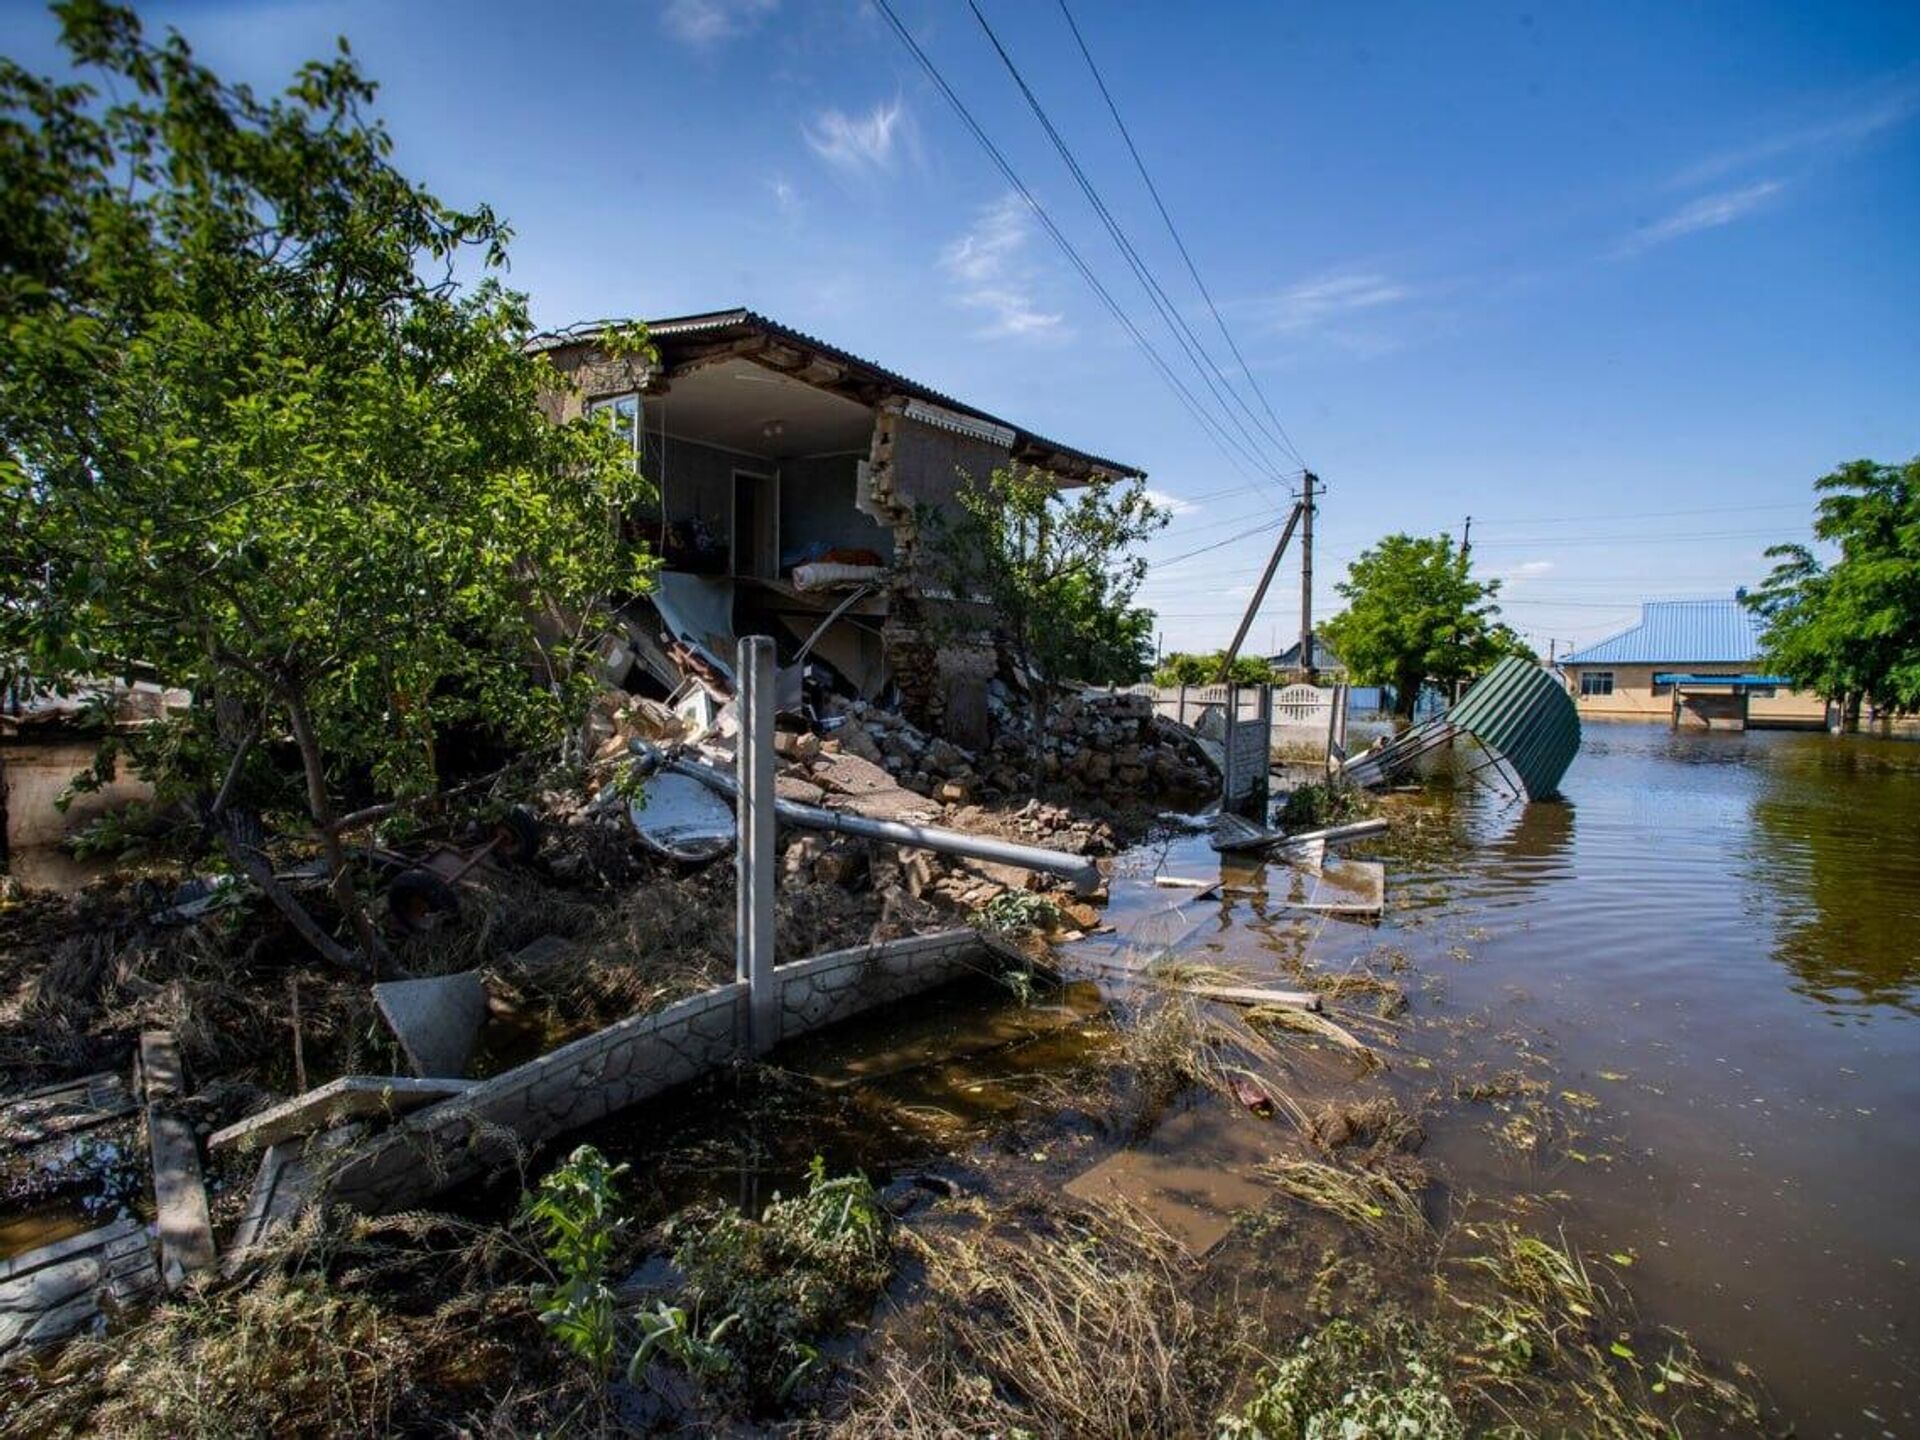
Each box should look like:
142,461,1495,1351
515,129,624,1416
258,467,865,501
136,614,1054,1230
1115,682,1348,740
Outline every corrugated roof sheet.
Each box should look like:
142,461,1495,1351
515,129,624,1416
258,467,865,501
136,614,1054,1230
528,308,1143,480
1560,599,1762,666
1447,656,1582,799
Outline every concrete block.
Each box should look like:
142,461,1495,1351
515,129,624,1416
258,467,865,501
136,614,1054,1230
373,971,488,1078
209,1075,475,1156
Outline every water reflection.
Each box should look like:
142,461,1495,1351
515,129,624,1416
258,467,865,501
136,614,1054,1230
1744,733,1920,1014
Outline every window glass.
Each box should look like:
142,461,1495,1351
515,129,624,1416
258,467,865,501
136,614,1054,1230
1579,671,1614,697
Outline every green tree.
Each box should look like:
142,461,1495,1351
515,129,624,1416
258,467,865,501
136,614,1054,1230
1152,651,1277,687
1744,457,1920,730
1319,533,1522,720
0,3,650,965
924,466,1165,739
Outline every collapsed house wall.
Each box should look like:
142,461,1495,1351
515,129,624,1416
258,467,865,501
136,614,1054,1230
864,403,1007,732
779,454,894,564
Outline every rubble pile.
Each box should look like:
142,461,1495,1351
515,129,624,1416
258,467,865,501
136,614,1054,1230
815,683,1217,810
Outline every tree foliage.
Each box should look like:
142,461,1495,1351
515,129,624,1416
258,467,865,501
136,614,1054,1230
924,466,1165,732
1319,533,1529,718
1744,457,1920,725
1152,651,1276,687
0,2,650,962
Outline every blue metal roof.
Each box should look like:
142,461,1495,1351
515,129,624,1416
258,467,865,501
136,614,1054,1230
1561,599,1762,666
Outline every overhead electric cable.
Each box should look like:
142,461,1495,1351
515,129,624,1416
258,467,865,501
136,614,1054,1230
967,0,1298,491
1054,0,1310,472
867,0,1285,497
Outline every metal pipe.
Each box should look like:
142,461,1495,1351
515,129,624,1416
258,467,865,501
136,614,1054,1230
628,741,1103,894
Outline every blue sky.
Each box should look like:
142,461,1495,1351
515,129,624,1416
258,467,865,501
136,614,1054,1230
9,0,1917,655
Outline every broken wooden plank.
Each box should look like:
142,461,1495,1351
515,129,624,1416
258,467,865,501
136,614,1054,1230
0,1072,136,1150
208,1075,476,1157
1170,982,1323,1011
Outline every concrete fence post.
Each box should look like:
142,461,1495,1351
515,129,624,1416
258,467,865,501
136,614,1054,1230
736,636,778,1053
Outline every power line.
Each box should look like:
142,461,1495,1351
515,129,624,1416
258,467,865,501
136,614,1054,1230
1054,0,1309,472
866,0,1291,500
1151,519,1285,568
967,0,1300,492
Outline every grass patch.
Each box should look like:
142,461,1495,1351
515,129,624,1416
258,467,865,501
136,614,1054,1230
1258,1157,1430,1242
822,1202,1239,1438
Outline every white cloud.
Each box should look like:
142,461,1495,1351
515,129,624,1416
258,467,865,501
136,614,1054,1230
1267,271,1411,336
804,97,913,176
1143,488,1198,517
1674,87,1918,188
661,0,777,47
1616,180,1784,256
940,193,1067,340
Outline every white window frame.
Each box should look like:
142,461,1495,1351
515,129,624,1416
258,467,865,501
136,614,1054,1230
1579,670,1614,697
586,391,641,456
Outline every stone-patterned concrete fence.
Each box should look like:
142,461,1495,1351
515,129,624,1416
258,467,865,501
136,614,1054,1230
326,928,998,1214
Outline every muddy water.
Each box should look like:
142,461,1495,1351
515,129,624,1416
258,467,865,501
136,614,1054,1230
1262,725,1920,1437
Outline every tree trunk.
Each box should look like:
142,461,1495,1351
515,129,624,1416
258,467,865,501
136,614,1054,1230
282,684,387,972
215,812,364,973
1394,672,1421,722
1843,690,1863,734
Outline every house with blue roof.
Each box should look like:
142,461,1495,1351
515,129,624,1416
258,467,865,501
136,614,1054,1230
1558,598,1826,730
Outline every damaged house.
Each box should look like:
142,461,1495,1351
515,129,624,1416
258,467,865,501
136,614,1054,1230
533,309,1142,743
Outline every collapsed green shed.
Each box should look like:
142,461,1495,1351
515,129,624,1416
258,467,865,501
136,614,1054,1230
1342,657,1581,800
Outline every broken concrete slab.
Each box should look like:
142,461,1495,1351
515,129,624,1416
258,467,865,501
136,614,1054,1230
0,1215,159,1359
208,1075,475,1157
135,1031,216,1292
0,1071,136,1150
138,1030,186,1102
147,1108,215,1290
373,971,488,1078
1063,1107,1280,1257
508,934,576,974
225,1125,360,1274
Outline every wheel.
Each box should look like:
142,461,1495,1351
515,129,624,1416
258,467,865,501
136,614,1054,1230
490,805,543,865
387,868,460,933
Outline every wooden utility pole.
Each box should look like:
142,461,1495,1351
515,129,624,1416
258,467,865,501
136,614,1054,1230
1300,472,1320,680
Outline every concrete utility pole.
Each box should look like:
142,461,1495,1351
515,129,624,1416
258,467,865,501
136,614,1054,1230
1300,472,1320,680
1216,500,1304,680
736,636,777,1053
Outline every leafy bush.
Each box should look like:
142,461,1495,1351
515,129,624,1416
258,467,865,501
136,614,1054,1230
656,1157,890,1410
523,1145,629,1378
1219,1319,1463,1440
1278,781,1372,831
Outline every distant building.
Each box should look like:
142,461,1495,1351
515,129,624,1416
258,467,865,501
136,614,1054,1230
1558,598,1825,730
1266,634,1344,675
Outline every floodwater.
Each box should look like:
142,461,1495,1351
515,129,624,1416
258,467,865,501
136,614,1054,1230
1365,722,1920,1437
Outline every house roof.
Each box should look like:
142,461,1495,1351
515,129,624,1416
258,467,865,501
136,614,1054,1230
1268,634,1344,670
530,308,1144,481
1560,598,1763,666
